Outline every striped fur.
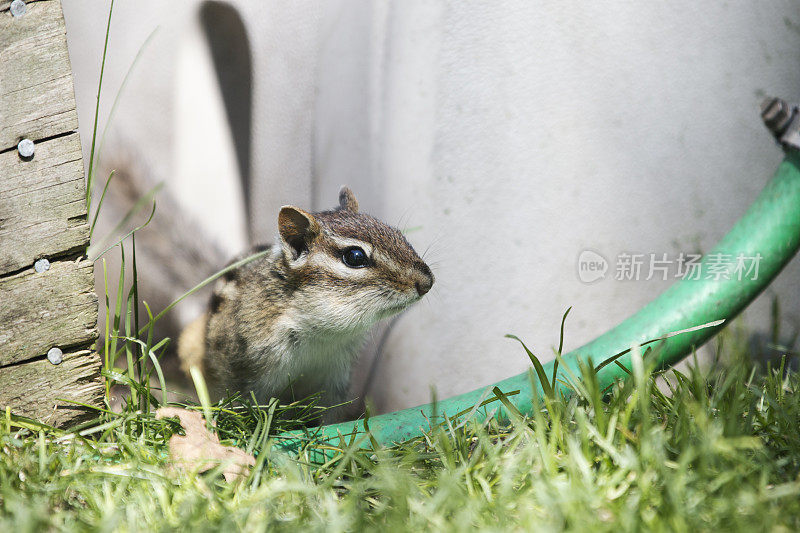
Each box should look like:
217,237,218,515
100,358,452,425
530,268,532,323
178,188,433,421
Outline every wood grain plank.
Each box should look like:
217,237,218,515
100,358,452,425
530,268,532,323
0,0,78,151
0,349,103,427
0,132,88,275
0,259,98,366
0,0,46,13
0,0,102,427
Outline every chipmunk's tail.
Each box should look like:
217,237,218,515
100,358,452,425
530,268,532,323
92,154,228,377
177,313,209,379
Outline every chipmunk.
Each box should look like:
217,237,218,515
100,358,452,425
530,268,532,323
178,187,433,419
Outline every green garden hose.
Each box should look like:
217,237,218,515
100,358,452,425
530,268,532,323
276,126,800,460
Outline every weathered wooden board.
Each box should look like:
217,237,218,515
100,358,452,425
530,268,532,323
0,0,102,427
0,132,88,275
0,0,44,12
0,349,103,427
0,259,97,366
0,0,79,152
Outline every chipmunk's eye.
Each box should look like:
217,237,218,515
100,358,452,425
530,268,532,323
342,247,369,268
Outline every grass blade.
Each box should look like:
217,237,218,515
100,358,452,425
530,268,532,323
96,27,159,165
552,306,572,394
89,187,161,261
505,334,554,399
85,0,115,211
108,244,125,372
593,319,725,373
89,170,116,239
190,367,214,430
145,248,270,331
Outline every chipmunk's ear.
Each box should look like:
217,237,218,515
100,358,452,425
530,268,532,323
278,206,320,259
338,187,359,213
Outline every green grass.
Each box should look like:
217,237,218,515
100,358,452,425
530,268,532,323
1,326,799,531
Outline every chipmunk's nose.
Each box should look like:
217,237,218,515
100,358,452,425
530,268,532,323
413,262,434,296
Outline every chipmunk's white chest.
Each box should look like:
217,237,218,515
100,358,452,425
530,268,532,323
250,319,368,403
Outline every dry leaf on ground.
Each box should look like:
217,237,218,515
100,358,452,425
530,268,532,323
156,406,255,482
